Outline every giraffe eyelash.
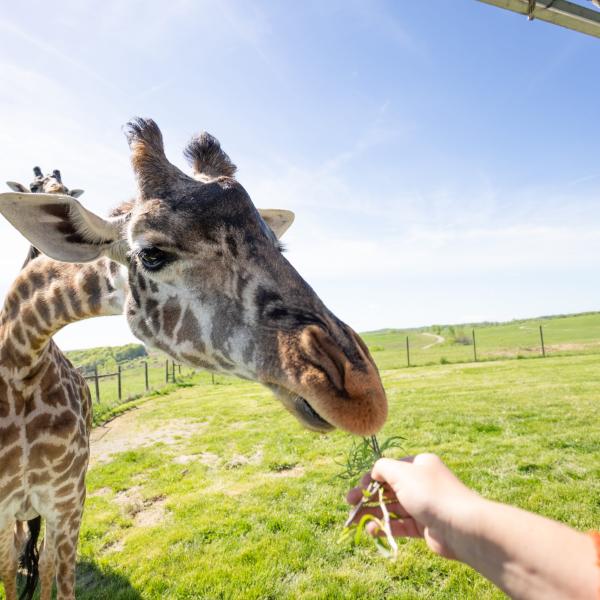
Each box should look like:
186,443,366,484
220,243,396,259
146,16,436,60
132,247,174,272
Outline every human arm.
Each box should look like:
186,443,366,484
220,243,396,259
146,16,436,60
347,454,598,599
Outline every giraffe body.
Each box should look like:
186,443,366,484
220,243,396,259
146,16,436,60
0,255,126,599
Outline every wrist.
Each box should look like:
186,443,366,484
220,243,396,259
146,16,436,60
434,490,488,562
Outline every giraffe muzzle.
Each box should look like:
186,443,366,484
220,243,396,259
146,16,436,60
272,324,388,435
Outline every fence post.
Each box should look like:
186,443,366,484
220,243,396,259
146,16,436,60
539,325,546,357
172,361,176,384
472,328,477,362
144,361,149,390
406,336,410,367
211,373,215,385
165,359,169,383
93,365,100,403
117,365,122,401
178,363,181,375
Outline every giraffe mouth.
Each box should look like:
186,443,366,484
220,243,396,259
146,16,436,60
297,396,334,431
267,384,335,433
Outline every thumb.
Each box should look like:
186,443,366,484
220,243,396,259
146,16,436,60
371,457,415,488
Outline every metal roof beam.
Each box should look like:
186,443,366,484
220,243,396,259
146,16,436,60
476,0,600,39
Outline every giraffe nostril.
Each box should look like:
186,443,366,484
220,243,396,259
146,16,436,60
301,326,347,392
350,328,379,371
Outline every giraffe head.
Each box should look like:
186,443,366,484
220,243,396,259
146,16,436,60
6,166,85,198
6,167,85,267
0,118,387,435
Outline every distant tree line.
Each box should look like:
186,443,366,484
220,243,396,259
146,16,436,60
67,343,148,374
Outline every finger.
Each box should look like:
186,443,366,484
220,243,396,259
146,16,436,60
346,486,364,505
371,457,415,487
359,456,416,489
366,517,423,539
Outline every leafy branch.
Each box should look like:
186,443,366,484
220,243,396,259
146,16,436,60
335,435,404,485
338,435,404,559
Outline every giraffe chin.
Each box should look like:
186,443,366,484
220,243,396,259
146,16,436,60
267,384,335,433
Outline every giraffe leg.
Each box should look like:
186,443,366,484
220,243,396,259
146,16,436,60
48,505,84,600
38,525,57,600
0,521,18,600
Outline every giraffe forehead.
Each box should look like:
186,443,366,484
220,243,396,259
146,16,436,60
30,175,67,193
129,187,267,248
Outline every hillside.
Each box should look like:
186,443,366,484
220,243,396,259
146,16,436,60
361,311,600,369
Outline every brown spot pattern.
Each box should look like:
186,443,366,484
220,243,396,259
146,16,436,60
82,270,101,313
162,297,181,338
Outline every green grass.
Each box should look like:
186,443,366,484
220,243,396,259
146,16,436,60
64,348,212,426
363,311,600,369
21,353,594,599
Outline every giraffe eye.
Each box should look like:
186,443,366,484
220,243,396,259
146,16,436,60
138,247,170,271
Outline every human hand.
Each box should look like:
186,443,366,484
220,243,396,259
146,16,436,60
346,453,480,559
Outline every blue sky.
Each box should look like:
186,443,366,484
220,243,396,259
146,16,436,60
0,0,598,349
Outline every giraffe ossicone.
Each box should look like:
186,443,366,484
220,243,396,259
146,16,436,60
6,166,84,198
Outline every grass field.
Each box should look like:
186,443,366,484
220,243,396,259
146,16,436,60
18,353,593,599
10,312,594,599
362,311,600,369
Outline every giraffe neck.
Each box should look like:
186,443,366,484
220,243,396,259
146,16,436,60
0,256,127,377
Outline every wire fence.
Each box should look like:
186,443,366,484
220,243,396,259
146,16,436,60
366,313,600,370
403,325,547,366
76,358,228,424
81,359,188,404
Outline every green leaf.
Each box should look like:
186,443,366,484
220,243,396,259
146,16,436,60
354,514,379,545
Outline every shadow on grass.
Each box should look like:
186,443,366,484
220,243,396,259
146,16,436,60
75,558,142,600
16,559,141,599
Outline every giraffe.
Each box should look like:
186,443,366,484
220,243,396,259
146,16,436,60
1,166,89,600
0,183,120,598
6,167,84,267
0,118,388,598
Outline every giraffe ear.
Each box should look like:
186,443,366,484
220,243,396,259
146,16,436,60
259,209,295,238
0,192,128,264
69,189,85,199
6,181,28,193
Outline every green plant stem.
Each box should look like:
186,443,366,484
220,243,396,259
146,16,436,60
341,435,402,559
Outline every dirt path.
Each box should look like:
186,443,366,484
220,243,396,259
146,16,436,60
422,332,445,350
89,404,207,467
